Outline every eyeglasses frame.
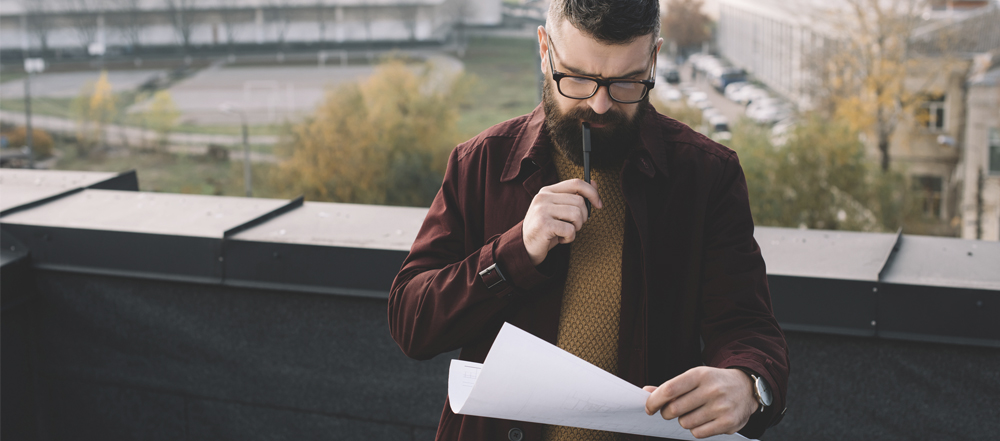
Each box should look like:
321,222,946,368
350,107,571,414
545,32,657,104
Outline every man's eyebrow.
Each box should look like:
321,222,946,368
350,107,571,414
561,63,649,79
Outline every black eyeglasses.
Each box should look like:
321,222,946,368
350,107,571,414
546,33,656,104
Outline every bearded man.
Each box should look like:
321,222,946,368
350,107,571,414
388,1,789,440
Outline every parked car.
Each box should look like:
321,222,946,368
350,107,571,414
702,107,722,121
724,82,749,101
665,69,681,84
657,86,682,102
709,115,732,141
731,85,769,105
747,99,794,125
687,91,708,107
711,67,747,93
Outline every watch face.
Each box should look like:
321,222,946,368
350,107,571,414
756,377,773,407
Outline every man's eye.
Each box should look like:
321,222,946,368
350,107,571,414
565,77,594,86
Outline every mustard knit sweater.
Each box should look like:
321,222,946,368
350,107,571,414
542,151,626,441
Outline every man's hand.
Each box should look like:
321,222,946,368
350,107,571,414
523,179,602,266
643,367,757,439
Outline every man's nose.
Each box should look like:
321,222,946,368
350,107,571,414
587,85,613,114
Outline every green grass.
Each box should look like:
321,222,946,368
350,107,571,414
456,37,541,140
0,97,77,119
171,122,287,137
0,72,27,84
53,145,281,198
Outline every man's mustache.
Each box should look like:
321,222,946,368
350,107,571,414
563,108,629,127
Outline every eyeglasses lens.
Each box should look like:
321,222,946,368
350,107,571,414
557,77,647,103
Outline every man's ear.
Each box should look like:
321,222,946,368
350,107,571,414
538,26,549,75
655,37,664,55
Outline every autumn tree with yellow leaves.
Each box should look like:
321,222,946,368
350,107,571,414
72,71,117,156
816,0,959,171
144,90,181,149
271,59,471,207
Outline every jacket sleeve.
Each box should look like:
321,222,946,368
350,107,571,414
387,145,551,360
698,152,789,438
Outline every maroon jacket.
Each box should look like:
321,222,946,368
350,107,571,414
388,104,788,440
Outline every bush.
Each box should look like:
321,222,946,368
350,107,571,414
734,115,917,232
2,126,54,158
270,58,472,207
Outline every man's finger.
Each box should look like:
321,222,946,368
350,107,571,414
658,384,710,420
689,417,739,439
543,179,602,209
645,368,703,415
675,404,712,431
543,204,586,231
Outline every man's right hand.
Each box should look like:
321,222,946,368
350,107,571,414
522,179,602,266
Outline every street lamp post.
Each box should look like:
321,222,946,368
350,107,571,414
220,103,253,197
22,58,46,169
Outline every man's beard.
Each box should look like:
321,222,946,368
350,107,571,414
542,79,646,169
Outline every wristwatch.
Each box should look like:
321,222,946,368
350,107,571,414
748,372,773,413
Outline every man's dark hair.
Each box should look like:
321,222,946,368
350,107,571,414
547,0,660,45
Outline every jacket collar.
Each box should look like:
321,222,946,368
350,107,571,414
500,103,671,183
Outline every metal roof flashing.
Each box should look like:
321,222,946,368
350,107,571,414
879,235,1000,291
228,201,427,251
1,190,290,238
755,227,900,282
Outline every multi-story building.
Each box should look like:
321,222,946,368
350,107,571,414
0,0,502,53
961,56,1000,240
717,0,1000,231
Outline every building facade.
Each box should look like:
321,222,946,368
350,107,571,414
0,0,503,53
718,0,1000,229
961,60,1000,240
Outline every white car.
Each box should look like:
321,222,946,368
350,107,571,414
657,86,682,102
708,115,732,141
702,107,722,121
687,91,708,107
724,82,749,101
731,85,768,105
748,102,794,125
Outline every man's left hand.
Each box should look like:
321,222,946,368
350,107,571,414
643,367,757,439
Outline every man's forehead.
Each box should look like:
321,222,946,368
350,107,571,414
551,20,654,78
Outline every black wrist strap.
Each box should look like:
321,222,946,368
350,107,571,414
478,263,508,293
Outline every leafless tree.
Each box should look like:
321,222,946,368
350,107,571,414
23,1,54,53
70,0,100,50
268,0,293,48
400,5,419,41
165,0,197,50
114,0,144,49
316,0,327,44
218,0,243,49
362,1,374,43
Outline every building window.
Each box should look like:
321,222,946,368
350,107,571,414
916,94,946,131
990,127,1000,175
914,175,943,217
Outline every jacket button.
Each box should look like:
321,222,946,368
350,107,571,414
640,158,650,169
508,427,524,441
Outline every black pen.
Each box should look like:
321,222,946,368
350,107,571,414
582,122,592,217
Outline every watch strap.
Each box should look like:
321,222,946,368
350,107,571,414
478,263,508,294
